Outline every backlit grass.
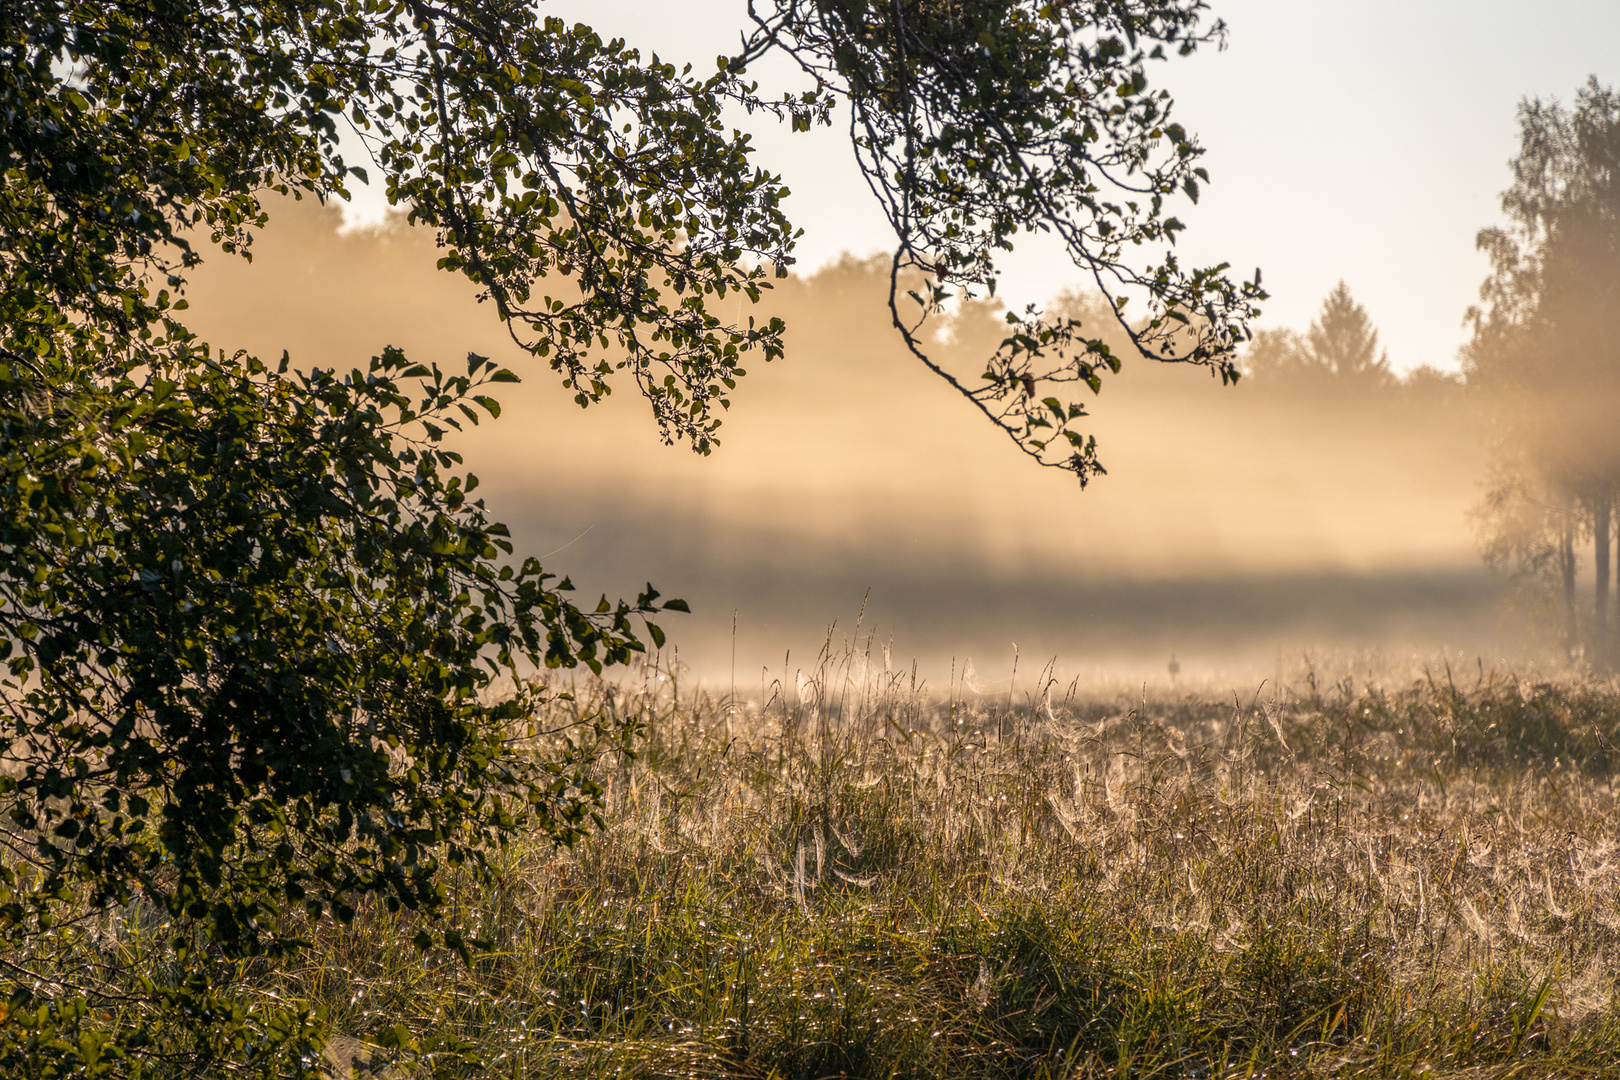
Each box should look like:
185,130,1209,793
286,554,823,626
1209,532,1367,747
271,650,1620,1078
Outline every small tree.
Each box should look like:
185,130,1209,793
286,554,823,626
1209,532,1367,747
1304,281,1394,389
0,1,1260,1074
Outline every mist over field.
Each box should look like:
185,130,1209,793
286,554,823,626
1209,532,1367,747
186,200,1512,685
20,6,1620,1075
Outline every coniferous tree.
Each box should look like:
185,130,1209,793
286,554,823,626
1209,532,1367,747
1241,283,1392,396
1304,281,1394,390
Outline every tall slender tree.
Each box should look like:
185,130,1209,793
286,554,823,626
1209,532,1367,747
1467,77,1620,663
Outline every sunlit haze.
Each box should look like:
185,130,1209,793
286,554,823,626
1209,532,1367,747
190,204,1502,687
193,3,1619,688
20,6,1620,1073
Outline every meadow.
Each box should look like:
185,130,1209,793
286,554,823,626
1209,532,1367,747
231,641,1620,1080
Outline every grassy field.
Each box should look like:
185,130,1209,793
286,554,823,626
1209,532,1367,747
242,645,1620,1080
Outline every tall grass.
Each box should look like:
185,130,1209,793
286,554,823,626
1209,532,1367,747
248,640,1620,1079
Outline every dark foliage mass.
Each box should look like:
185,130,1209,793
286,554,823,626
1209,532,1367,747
0,0,1255,1075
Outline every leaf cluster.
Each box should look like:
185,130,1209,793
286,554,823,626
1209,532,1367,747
742,0,1265,481
0,1,722,1072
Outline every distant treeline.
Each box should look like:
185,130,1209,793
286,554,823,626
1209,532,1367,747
917,271,1466,408
1240,282,1464,404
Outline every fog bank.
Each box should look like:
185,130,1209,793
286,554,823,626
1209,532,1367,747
183,201,1512,684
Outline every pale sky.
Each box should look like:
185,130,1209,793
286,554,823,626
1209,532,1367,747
341,1,1620,374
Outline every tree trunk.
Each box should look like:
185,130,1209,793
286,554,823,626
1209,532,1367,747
1597,491,1612,667
1563,494,1578,656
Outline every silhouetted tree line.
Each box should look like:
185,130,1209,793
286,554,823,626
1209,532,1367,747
1239,281,1470,408
937,273,1465,411
1246,281,1394,391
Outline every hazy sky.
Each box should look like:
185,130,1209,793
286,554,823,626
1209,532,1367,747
337,1,1620,376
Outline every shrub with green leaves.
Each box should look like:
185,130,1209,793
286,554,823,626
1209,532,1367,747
0,338,677,1075
0,0,1257,1074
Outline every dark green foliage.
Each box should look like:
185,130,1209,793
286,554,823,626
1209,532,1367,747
0,338,675,1075
1,0,1260,1073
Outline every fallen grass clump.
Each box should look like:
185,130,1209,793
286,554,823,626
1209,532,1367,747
255,650,1620,1079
